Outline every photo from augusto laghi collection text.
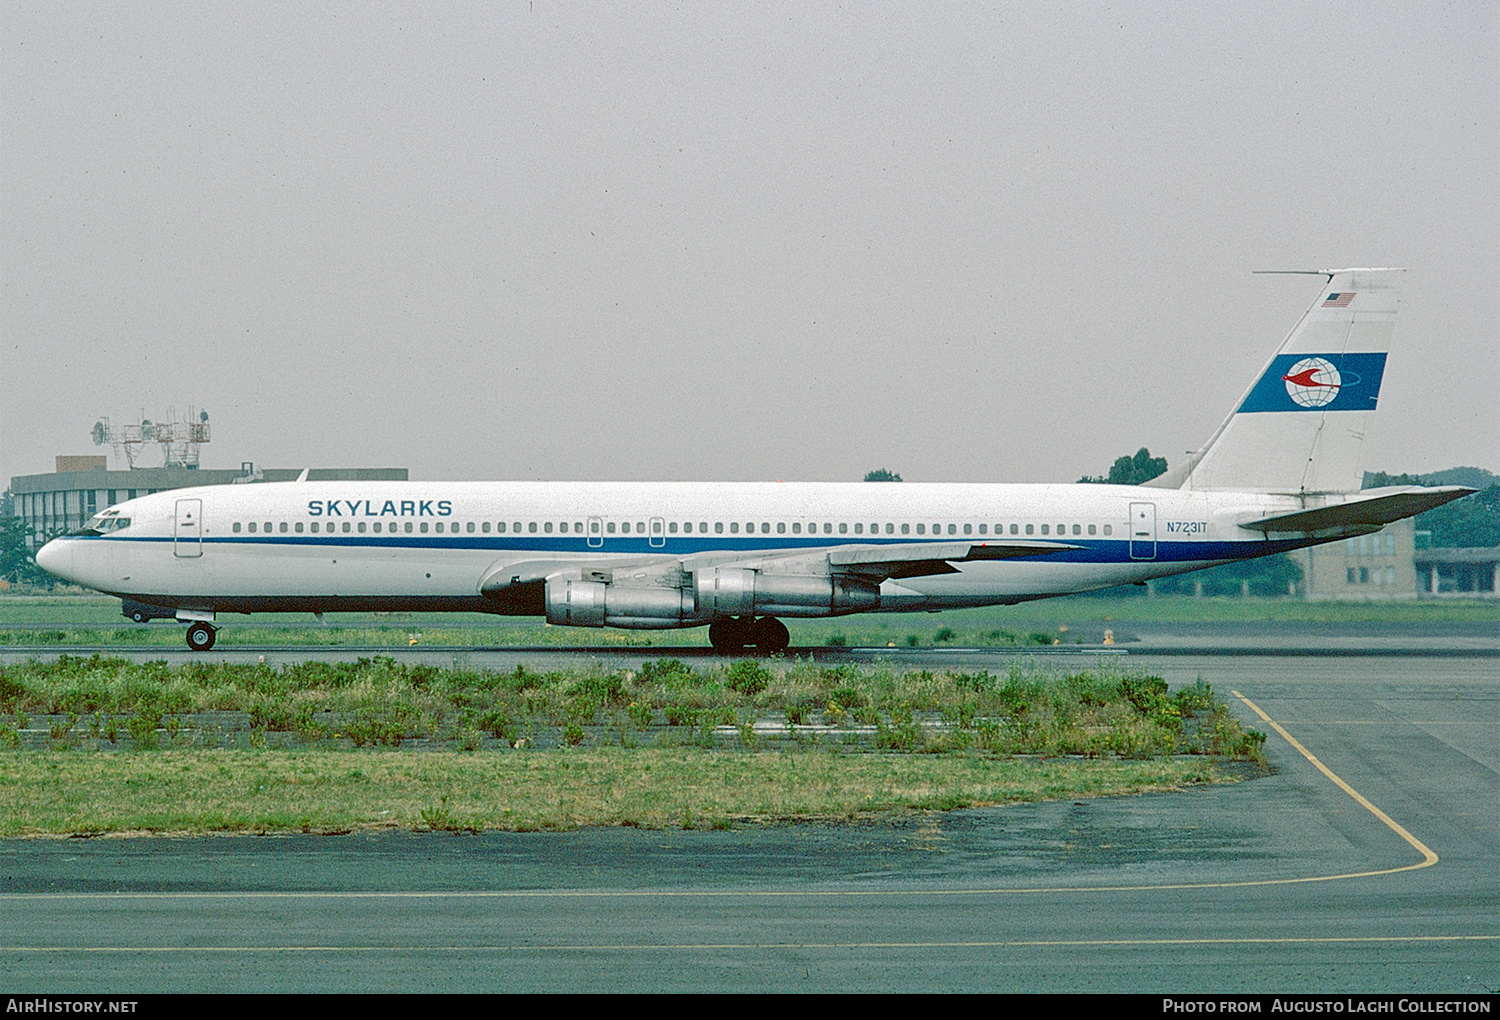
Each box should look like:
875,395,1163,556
1161,1000,1493,1014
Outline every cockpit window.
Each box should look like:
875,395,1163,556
74,514,131,535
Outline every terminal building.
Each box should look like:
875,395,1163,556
10,456,407,550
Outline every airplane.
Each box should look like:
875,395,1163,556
36,267,1473,655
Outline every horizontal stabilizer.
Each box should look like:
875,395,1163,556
1238,486,1474,534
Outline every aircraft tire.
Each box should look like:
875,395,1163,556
751,617,790,657
131,611,148,623
185,622,217,652
709,616,751,656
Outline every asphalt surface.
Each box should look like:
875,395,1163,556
0,637,1495,993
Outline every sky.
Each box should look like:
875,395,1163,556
3,1,1496,485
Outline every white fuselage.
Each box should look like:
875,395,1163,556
37,479,1316,622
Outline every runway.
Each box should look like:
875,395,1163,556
0,645,1495,993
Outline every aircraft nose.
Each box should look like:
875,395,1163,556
34,538,73,582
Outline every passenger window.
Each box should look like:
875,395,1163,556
418,523,426,533
963,524,971,535
265,522,272,532
406,522,414,533
792,523,801,534
372,523,381,534
839,523,848,534
900,523,909,534
854,523,863,534
761,523,769,534
947,524,956,535
1010,524,1019,535
544,522,553,533
699,522,708,533
1025,524,1034,535
482,522,491,533
358,522,367,533
885,524,894,535
1041,524,1049,535
529,522,538,533
233,522,242,533
607,522,616,533
653,521,662,534
731,523,740,533
978,524,986,534
715,522,723,533
916,524,925,535
1072,524,1081,535
247,522,256,534
1088,524,1096,535
435,522,444,533
468,522,476,533
1103,525,1112,535
295,522,304,533
777,522,786,534
669,522,678,533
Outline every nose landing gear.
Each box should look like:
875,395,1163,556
185,621,217,652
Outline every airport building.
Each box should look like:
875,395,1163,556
9,456,407,549
1299,516,1498,599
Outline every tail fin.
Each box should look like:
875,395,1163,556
1169,268,1403,494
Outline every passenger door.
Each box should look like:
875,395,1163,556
1129,502,1157,560
174,498,203,558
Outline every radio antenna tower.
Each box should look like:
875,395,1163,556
92,408,211,469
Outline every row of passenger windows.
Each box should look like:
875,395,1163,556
230,519,1116,537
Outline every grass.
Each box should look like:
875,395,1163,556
0,747,1223,836
0,655,1266,835
0,593,1492,649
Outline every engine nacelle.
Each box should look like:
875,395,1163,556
544,577,700,629
695,568,879,618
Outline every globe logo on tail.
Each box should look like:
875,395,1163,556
1282,357,1341,407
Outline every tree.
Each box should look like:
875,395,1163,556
0,514,46,585
1079,448,1167,485
1416,485,1500,548
863,469,903,482
1364,469,1499,548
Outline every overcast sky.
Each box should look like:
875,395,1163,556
4,1,1496,486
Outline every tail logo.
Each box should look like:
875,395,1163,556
1281,357,1341,407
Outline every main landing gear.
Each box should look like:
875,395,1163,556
185,621,217,652
708,616,790,657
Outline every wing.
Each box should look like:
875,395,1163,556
477,540,1078,595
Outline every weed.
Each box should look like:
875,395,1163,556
626,701,653,729
724,661,771,696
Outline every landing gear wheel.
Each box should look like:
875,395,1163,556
709,616,748,656
185,621,217,652
130,611,147,624
750,617,790,657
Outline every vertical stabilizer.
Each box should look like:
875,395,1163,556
1178,268,1403,493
